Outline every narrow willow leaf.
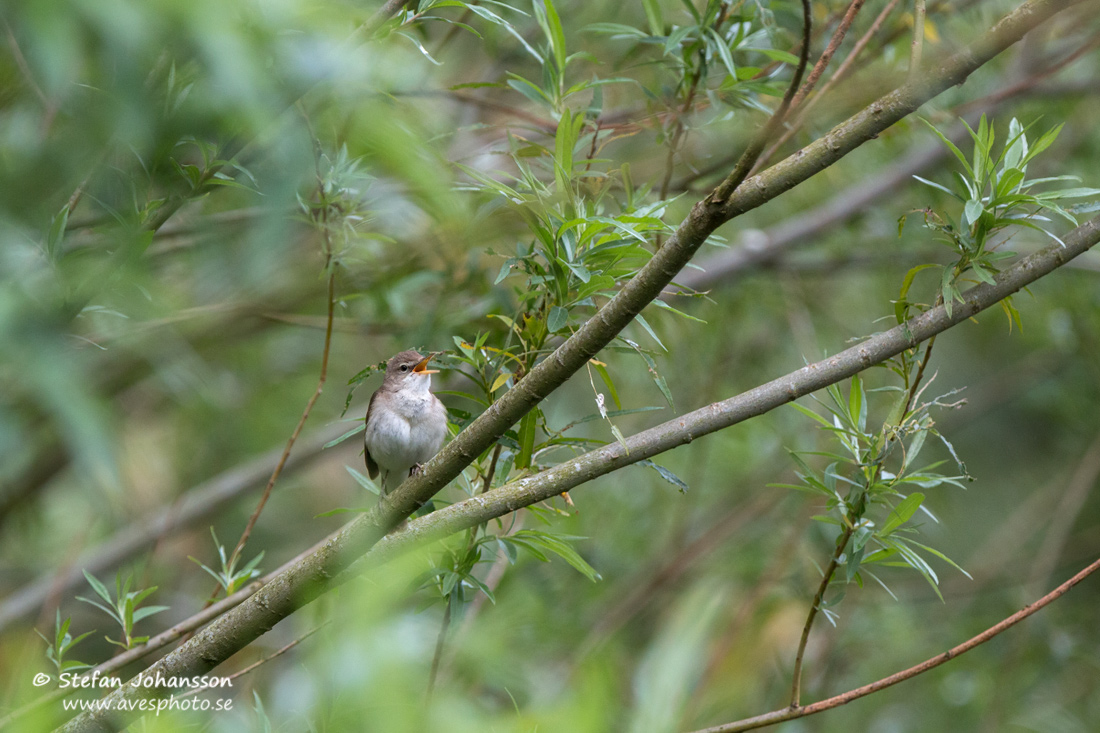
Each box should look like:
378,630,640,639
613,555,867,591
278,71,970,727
639,459,689,493
323,423,365,449
634,313,666,351
516,409,537,469
881,493,925,535
346,466,380,495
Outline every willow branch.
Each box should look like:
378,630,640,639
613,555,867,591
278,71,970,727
752,0,870,174
58,2,1085,729
911,0,927,77
362,214,1100,572
228,258,336,569
708,0,813,203
790,524,854,708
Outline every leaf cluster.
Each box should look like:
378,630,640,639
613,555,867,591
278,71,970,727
76,570,169,650
901,116,1100,320
776,375,970,609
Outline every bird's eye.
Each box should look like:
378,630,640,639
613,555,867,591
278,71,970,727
400,364,409,372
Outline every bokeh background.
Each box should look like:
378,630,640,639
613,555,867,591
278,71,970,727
1,0,1098,730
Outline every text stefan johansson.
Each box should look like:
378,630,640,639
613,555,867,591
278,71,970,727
55,671,232,690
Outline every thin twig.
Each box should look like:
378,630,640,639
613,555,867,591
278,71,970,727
794,0,868,111
709,0,813,203
228,265,336,569
687,552,1100,732
178,621,332,699
752,0,870,174
426,597,453,700
910,0,927,78
789,523,855,708
225,109,336,572
427,442,504,695
902,335,936,418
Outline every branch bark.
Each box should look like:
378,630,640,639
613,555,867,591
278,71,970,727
57,0,1086,728
359,215,1100,572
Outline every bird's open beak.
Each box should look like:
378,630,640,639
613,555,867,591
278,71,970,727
413,355,439,374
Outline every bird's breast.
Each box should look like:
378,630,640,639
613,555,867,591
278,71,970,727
365,393,447,470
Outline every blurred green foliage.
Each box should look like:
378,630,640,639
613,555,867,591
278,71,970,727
1,0,1099,731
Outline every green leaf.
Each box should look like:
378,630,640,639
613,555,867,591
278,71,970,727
650,298,706,323
495,259,515,284
466,4,543,62
324,423,365,449
964,199,984,227
910,173,963,200
547,305,569,333
507,71,553,104
678,0,702,22
707,28,737,79
1003,118,1027,170
919,118,972,177
82,570,113,605
750,47,799,65
346,466,380,496
516,409,537,469
565,260,592,282
584,22,649,38
791,402,832,427
554,108,576,193
541,0,568,74
880,493,925,536
510,530,601,581
639,459,688,493
132,605,169,623
609,423,628,452
906,538,973,579
1021,122,1063,165
1034,187,1100,201
848,375,866,433
314,506,369,517
593,362,621,410
641,0,663,34
634,313,666,351
47,204,70,261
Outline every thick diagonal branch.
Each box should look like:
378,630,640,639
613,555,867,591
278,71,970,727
58,1,1084,729
359,215,1100,568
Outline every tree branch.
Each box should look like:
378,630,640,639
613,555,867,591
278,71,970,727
361,213,1100,572
789,524,854,708
708,0,813,203
57,1,1086,728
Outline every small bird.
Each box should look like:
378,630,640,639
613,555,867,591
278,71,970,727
364,350,448,494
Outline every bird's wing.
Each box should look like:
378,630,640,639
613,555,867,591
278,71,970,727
364,389,380,480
